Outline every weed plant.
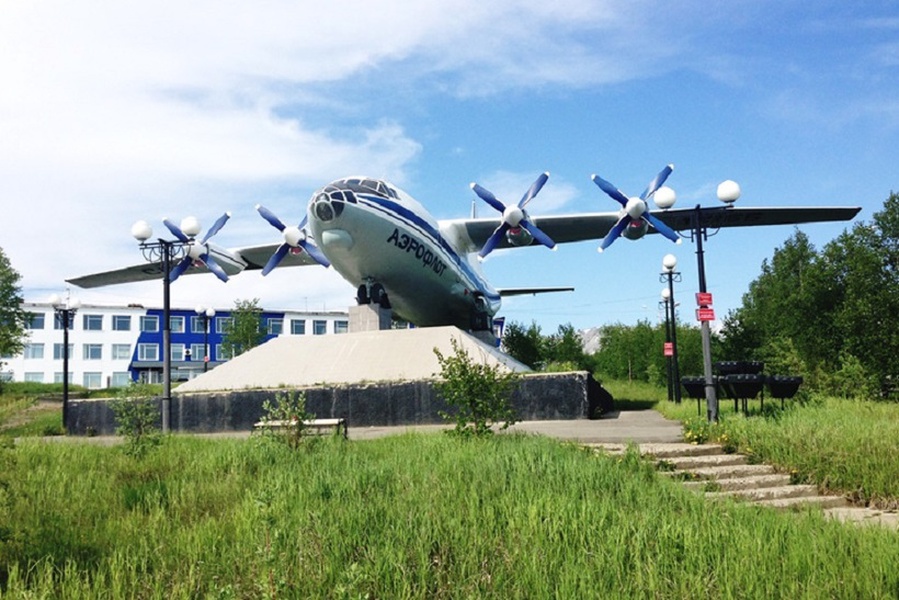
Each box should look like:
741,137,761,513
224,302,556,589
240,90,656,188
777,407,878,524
3,434,899,598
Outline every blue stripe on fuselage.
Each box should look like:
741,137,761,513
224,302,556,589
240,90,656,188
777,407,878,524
355,193,500,302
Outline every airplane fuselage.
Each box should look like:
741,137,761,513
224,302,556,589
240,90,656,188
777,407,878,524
307,177,501,329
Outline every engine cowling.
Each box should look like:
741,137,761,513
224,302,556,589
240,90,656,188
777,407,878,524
505,225,534,247
623,219,649,241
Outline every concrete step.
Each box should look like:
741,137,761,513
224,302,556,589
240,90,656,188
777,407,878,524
663,453,747,470
706,484,819,502
583,442,726,458
824,507,899,528
684,473,791,492
669,463,776,480
755,494,848,510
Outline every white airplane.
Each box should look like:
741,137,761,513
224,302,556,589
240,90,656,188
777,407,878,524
68,166,860,331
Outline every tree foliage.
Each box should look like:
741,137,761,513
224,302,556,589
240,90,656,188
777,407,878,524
501,320,591,371
0,247,27,381
720,192,899,397
222,298,265,358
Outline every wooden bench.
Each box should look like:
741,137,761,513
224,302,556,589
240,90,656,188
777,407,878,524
253,418,348,439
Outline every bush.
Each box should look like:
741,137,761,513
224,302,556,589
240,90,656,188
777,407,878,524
109,383,162,458
255,390,316,450
434,337,520,437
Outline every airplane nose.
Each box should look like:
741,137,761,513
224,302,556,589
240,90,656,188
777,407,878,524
321,229,354,250
310,188,354,223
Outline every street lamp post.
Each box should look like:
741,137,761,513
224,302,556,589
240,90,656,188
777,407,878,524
660,288,674,401
685,180,741,421
660,254,682,404
132,219,195,433
49,294,80,433
195,306,216,372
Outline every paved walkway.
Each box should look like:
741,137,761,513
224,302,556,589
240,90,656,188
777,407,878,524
348,410,684,443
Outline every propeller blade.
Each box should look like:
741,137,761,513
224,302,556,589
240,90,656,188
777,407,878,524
299,240,331,268
257,204,287,232
478,223,511,259
202,254,230,282
163,219,190,243
598,216,632,252
261,244,290,276
471,183,506,214
644,214,681,243
168,256,192,282
518,172,549,208
520,219,556,250
640,164,674,200
201,212,231,244
591,174,629,207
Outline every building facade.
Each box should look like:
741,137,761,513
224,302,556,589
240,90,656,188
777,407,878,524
2,302,350,389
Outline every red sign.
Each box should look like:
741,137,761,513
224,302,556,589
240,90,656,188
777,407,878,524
663,342,674,357
696,292,713,307
696,308,716,322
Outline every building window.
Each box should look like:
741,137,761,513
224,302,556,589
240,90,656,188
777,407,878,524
26,313,45,330
83,372,102,389
140,315,159,332
138,343,159,361
170,316,185,334
24,372,44,383
216,344,233,360
190,343,207,361
83,344,102,360
112,315,131,331
111,372,132,387
53,343,74,360
112,344,132,360
334,320,349,334
24,343,44,359
313,320,327,335
290,319,306,335
216,317,233,334
171,344,185,361
53,372,74,384
268,318,283,335
191,316,206,333
83,314,103,331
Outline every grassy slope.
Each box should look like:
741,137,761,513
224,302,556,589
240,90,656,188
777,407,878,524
2,435,899,598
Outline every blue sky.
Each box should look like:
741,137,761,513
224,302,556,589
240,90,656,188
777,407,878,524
1,1,896,333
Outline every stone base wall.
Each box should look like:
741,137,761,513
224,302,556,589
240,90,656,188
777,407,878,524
66,371,614,436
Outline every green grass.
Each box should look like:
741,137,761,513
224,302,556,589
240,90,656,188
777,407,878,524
2,434,899,598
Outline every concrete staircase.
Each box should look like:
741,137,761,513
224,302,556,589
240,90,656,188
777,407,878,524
585,442,899,529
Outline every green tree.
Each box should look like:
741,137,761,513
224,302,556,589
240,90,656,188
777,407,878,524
222,298,265,358
500,320,545,369
543,323,591,371
0,247,28,386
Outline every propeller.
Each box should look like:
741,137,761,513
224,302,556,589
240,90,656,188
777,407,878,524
256,204,330,274
592,164,681,252
163,213,232,283
470,171,556,259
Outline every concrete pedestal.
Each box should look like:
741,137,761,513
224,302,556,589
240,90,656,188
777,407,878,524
349,304,393,332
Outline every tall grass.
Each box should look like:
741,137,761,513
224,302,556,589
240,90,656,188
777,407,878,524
2,434,899,598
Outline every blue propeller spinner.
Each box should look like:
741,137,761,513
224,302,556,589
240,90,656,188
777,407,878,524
256,204,330,275
470,171,556,259
592,164,681,252
163,213,232,283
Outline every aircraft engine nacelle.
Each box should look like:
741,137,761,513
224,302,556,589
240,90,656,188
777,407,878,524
623,219,649,241
505,225,534,247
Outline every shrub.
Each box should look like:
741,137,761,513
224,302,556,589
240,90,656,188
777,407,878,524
108,383,162,458
255,390,316,450
433,337,520,437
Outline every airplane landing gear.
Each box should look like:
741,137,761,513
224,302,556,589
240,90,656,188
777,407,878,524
357,280,391,309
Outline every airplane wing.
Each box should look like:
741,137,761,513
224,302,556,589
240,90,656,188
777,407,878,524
67,242,324,288
497,286,574,297
443,205,861,252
